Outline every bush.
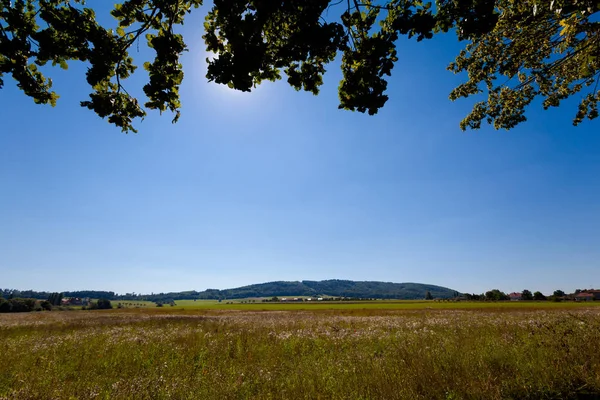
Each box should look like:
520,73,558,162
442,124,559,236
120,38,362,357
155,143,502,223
0,298,12,313
0,298,37,313
9,298,36,313
533,291,547,301
97,299,113,310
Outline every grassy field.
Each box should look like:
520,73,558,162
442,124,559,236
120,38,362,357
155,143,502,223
172,299,600,311
1,303,600,399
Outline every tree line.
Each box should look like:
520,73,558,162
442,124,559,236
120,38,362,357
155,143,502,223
1,281,458,302
1,289,117,301
0,297,51,313
1,285,591,313
0,293,113,313
463,289,570,302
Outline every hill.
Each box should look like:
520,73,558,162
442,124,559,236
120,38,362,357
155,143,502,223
208,280,459,300
2,280,460,302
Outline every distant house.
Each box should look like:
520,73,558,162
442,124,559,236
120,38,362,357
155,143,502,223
575,293,594,302
588,290,600,300
61,297,88,306
509,292,522,301
60,297,90,306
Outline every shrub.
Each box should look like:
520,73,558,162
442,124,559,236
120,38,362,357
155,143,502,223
97,299,113,310
7,298,36,313
0,297,12,313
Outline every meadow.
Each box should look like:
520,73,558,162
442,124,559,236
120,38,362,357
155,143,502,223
172,298,600,311
1,302,599,399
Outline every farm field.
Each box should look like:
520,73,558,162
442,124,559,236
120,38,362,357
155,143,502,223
171,298,600,311
1,303,600,399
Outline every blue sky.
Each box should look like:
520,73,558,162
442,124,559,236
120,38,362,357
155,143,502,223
1,8,599,296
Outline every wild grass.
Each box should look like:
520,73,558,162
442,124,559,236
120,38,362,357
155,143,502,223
1,307,599,399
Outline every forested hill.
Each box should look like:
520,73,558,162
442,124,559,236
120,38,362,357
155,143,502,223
212,280,459,300
2,280,459,302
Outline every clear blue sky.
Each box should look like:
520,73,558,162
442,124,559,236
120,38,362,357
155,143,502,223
1,8,599,296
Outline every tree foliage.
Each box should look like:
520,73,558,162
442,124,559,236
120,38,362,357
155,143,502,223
0,297,37,313
47,292,63,306
1,0,202,132
485,289,509,301
533,291,546,301
521,289,533,301
96,298,113,309
1,0,598,132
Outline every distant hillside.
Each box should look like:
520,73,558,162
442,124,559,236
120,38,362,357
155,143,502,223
207,280,459,300
2,280,460,302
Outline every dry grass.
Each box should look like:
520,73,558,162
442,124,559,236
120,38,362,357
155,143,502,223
1,307,599,399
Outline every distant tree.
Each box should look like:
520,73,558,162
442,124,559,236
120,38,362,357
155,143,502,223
485,289,509,301
521,290,534,301
425,291,433,300
96,299,113,310
0,298,11,313
7,298,36,313
47,292,63,306
553,290,566,298
40,300,53,311
466,293,483,301
66,291,116,300
533,291,547,301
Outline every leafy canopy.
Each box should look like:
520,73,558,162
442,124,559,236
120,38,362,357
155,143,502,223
1,0,598,132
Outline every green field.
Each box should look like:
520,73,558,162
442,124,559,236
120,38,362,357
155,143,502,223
172,298,600,311
1,302,599,399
